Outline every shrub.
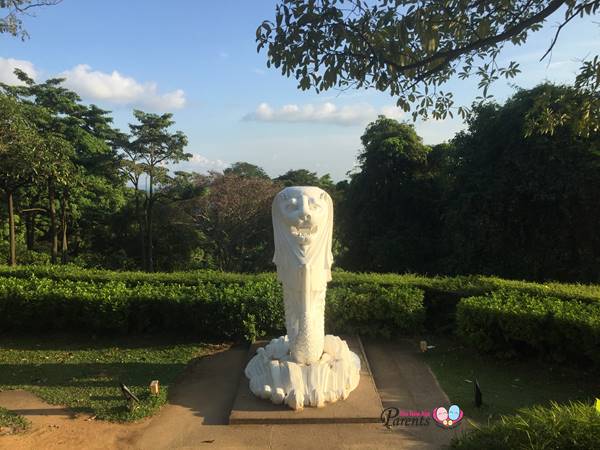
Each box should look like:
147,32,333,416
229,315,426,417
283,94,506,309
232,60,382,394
456,289,600,366
451,401,600,450
326,283,425,337
0,275,424,340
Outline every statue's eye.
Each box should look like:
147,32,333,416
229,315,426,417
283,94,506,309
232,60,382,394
309,199,321,210
286,198,298,210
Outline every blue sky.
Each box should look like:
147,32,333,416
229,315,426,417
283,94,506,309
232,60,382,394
2,1,598,180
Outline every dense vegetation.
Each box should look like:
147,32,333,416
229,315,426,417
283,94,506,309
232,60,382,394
2,81,598,283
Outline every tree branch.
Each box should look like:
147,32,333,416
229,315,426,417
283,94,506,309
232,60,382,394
354,0,566,76
540,1,598,61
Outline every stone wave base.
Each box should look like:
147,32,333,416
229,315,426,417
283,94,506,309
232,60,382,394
244,335,361,410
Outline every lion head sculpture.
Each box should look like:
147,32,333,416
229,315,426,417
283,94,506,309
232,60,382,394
272,186,334,291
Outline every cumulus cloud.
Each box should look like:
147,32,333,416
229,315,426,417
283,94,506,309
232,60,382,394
59,64,186,110
175,154,229,174
0,57,38,84
243,102,403,126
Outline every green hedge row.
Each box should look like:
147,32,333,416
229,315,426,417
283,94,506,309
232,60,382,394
0,276,424,341
456,289,600,366
2,264,599,338
451,401,600,450
1,265,598,303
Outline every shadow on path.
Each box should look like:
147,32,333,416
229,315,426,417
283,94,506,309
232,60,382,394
166,343,249,425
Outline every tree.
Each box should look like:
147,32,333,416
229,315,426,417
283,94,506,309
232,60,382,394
126,110,190,272
38,133,75,263
118,143,148,269
275,168,335,190
446,83,600,281
1,0,61,39
0,95,41,265
224,161,270,179
187,174,281,272
2,69,124,265
151,171,208,271
257,0,600,127
339,116,441,272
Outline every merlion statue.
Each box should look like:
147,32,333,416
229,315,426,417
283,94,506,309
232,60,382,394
244,186,360,410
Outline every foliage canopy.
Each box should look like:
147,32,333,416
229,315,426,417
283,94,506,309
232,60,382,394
257,0,600,130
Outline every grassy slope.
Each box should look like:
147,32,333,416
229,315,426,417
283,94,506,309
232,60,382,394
422,337,598,427
0,334,216,422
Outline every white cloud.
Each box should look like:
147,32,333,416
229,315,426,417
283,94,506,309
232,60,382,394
243,102,403,126
174,153,229,174
0,57,37,84
59,64,186,110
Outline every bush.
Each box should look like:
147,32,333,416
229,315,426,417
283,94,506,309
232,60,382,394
451,401,600,450
456,289,600,366
0,275,424,340
326,283,424,337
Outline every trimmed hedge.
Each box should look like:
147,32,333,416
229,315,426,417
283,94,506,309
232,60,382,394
2,265,599,352
451,401,600,450
2,265,599,337
326,284,424,337
1,265,599,304
0,276,424,340
456,289,600,366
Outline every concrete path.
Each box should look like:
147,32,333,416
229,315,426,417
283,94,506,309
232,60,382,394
0,340,459,449
362,339,461,449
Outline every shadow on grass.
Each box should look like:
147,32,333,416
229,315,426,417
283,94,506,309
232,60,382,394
0,334,226,422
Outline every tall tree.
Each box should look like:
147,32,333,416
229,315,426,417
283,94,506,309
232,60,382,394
127,110,190,272
257,0,600,128
118,133,148,269
340,116,438,272
0,95,41,266
38,133,75,263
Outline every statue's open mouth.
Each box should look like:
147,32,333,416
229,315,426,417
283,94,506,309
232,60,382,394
290,224,317,243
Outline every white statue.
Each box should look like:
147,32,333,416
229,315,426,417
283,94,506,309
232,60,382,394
245,186,360,410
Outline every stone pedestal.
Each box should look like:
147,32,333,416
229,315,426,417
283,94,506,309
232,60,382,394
230,336,382,424
245,335,360,410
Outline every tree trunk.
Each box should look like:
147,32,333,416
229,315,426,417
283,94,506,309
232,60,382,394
60,191,68,264
48,182,58,264
134,186,146,270
25,212,35,250
7,191,16,266
146,173,154,272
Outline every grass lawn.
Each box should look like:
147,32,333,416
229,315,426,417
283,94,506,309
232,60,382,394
422,337,598,427
0,406,30,434
0,334,219,422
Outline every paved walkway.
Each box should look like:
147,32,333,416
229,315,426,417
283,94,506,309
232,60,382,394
0,340,460,449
